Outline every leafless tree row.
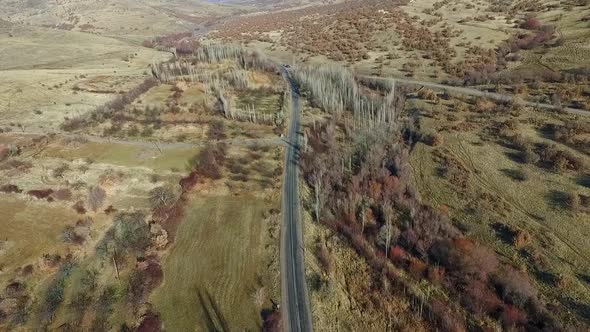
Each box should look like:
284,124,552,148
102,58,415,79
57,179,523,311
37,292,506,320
293,63,398,128
195,44,277,72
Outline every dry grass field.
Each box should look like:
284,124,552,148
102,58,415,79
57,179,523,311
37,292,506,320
152,192,280,331
0,197,80,285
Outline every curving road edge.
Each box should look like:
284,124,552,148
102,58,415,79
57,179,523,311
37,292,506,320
280,69,313,332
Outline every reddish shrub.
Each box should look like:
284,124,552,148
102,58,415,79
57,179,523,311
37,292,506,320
521,16,541,30
27,189,53,200
408,257,428,279
427,266,445,284
179,171,199,191
439,204,450,216
175,39,200,54
128,261,164,305
142,39,155,48
494,268,538,308
21,264,34,276
0,144,9,161
429,299,467,332
390,245,407,264
513,229,532,248
72,200,86,214
136,311,162,332
500,305,528,328
189,144,226,179
104,205,117,215
463,280,503,315
430,239,498,281
463,245,499,281
262,310,281,332
423,132,445,146
53,188,72,201
5,281,25,297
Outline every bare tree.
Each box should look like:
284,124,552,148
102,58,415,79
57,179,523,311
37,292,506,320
251,287,267,309
311,167,325,224
149,185,179,209
379,203,397,258
359,198,371,234
88,186,106,212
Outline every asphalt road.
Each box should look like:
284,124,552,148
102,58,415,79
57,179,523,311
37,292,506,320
361,75,590,116
280,70,313,332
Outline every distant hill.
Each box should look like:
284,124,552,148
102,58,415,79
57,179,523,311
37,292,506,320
0,0,252,39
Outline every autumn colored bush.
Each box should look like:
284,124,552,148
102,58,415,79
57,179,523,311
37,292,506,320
429,299,467,332
521,16,541,30
427,265,445,284
390,245,408,264
143,31,199,55
72,200,86,214
509,227,531,248
136,311,162,332
463,279,503,315
422,131,445,146
179,171,199,191
538,143,585,172
408,257,428,279
27,189,53,200
188,144,227,179
299,115,559,330
127,260,163,305
262,309,281,332
417,88,438,101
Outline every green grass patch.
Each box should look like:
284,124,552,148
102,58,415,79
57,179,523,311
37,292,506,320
42,142,197,171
